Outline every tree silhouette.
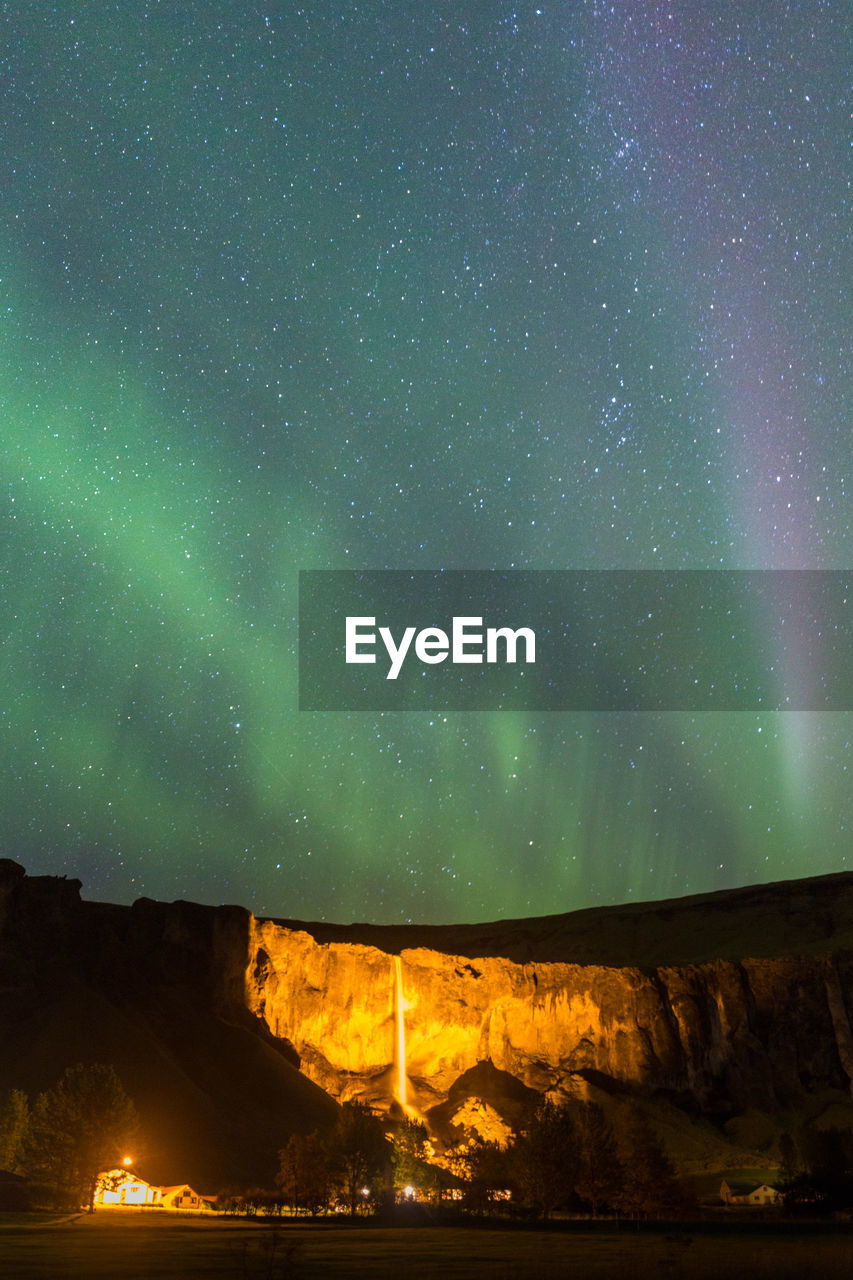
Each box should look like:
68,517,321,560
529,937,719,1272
0,1089,30,1174
575,1102,624,1216
510,1099,579,1218
460,1136,510,1214
276,1131,333,1215
778,1130,800,1182
326,1101,388,1215
801,1126,852,1179
783,1126,853,1214
615,1110,686,1219
391,1116,437,1201
24,1063,138,1211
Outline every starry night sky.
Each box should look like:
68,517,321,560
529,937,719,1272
1,3,849,923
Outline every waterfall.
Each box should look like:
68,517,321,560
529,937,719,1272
394,954,408,1110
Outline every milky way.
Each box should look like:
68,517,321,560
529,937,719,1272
1,4,848,922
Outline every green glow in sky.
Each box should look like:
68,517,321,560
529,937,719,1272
1,4,848,922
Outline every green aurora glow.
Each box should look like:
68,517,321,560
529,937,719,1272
0,3,848,922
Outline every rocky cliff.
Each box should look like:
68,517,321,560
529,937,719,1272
4,859,853,1181
0,860,338,1188
246,918,853,1135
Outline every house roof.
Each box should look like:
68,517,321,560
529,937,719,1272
98,1171,213,1199
722,1179,779,1194
99,1168,156,1186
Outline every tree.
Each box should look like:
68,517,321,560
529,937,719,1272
460,1137,511,1214
0,1090,30,1174
783,1127,853,1214
509,1099,579,1218
800,1126,853,1179
778,1130,800,1183
615,1110,687,1219
276,1131,333,1215
24,1063,138,1211
575,1102,624,1216
391,1117,438,1202
325,1101,388,1216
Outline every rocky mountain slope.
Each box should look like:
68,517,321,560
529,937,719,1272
0,860,337,1189
3,859,853,1185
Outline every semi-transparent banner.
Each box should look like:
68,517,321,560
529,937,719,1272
298,570,851,711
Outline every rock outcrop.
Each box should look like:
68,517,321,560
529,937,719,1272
4,858,853,1180
246,918,853,1124
0,860,338,1188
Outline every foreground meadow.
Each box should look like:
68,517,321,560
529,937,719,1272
2,1212,853,1279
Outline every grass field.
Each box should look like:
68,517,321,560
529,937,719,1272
2,1212,853,1279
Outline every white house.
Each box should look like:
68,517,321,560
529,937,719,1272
95,1169,162,1207
95,1170,214,1211
160,1184,214,1212
720,1179,782,1206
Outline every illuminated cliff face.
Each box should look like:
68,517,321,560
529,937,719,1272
248,924,397,1099
246,917,853,1118
247,920,681,1108
6,859,853,1180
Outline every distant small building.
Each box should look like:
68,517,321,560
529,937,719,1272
720,1179,782,1206
160,1184,214,1212
95,1169,162,1207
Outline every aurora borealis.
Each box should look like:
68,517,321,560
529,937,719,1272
1,4,848,923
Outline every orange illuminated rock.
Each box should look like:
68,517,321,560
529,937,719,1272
5,859,853,1184
245,912,853,1123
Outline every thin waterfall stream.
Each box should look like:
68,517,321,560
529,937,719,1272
394,954,408,1110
